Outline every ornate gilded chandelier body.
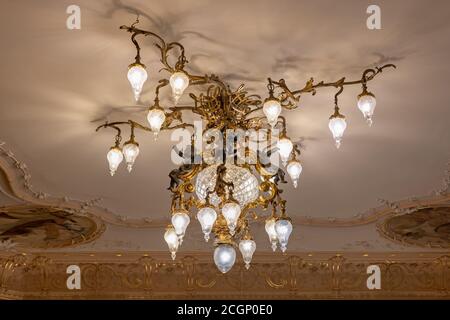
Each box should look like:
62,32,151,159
96,18,396,273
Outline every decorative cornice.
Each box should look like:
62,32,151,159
0,251,449,299
0,140,449,229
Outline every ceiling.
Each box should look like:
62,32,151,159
0,0,449,252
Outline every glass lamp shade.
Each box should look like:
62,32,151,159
213,244,236,273
328,116,347,149
164,227,179,260
286,160,303,188
277,138,293,165
263,98,282,127
171,210,190,241
122,141,140,172
147,107,166,134
357,92,377,126
195,164,259,207
197,206,217,242
265,217,278,251
169,71,189,103
275,219,293,252
239,239,256,269
127,63,148,101
221,202,241,235
107,146,123,176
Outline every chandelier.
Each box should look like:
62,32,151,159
96,18,396,273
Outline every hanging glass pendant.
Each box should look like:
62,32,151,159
147,106,166,136
277,137,293,165
169,71,189,104
263,98,282,127
197,206,217,242
122,140,140,172
275,218,293,253
239,238,256,270
171,209,190,243
107,146,123,176
214,244,236,273
164,226,179,260
286,160,302,188
265,217,278,251
357,91,377,126
221,201,241,235
328,115,347,149
127,63,148,101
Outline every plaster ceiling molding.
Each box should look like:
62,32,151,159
0,205,105,249
377,205,450,249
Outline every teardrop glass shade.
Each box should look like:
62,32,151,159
239,239,256,269
221,202,241,235
328,117,347,149
277,138,293,165
275,219,293,252
197,206,217,242
164,227,179,260
265,217,278,251
357,92,377,126
171,210,190,239
263,98,282,127
127,63,148,101
169,71,189,103
213,244,236,273
286,160,302,188
147,108,166,134
122,141,140,172
107,147,123,176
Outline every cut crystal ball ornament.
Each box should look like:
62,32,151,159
195,164,259,207
171,210,190,243
127,63,148,101
263,98,282,127
239,239,256,270
214,244,236,273
357,91,377,126
122,141,140,172
277,137,293,165
328,116,347,149
265,217,278,251
275,219,293,253
286,160,302,188
197,206,217,242
164,226,179,260
169,71,189,104
147,107,166,135
221,201,241,235
107,146,123,176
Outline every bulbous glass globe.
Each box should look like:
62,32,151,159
107,146,123,176
357,92,376,126
277,138,293,165
328,116,347,149
263,98,282,127
169,71,189,103
147,108,166,134
286,160,302,188
171,210,190,238
122,141,140,172
275,219,293,252
214,244,236,273
197,206,217,242
195,164,259,207
239,239,256,269
127,63,148,101
164,227,179,260
221,201,241,235
265,217,278,251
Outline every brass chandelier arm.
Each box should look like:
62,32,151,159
268,63,396,109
